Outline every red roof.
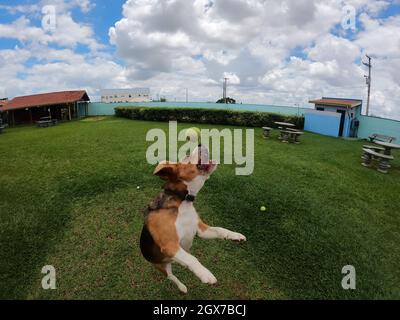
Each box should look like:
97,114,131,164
1,91,90,111
309,98,362,109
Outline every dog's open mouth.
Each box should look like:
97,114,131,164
196,146,217,174
197,160,217,174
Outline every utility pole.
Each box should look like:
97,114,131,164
363,54,372,116
223,77,228,103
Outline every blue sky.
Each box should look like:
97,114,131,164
0,0,126,51
71,0,125,47
0,0,400,119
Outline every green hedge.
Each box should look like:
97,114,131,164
115,106,305,129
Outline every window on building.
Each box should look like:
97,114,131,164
316,107,325,111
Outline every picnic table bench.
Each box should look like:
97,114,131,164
280,130,304,144
262,127,272,139
362,145,386,162
374,140,400,156
362,148,394,174
363,145,385,153
369,134,396,143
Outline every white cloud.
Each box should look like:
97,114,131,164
0,0,123,99
108,0,400,118
0,0,400,120
223,72,240,85
0,13,101,51
0,0,95,15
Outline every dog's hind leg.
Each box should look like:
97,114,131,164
153,263,188,293
153,263,168,276
165,263,188,294
173,248,217,285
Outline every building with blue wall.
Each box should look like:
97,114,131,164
305,98,363,138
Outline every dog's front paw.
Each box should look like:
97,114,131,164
226,232,246,242
197,268,217,284
178,283,188,294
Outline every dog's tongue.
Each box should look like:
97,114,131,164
199,147,209,165
198,160,216,173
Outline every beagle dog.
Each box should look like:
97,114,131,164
140,145,246,293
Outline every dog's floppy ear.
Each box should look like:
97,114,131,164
153,161,178,181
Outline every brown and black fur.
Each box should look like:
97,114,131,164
139,153,245,292
140,180,188,265
139,158,217,281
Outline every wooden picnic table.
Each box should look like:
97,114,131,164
36,116,58,128
374,141,400,156
36,120,53,128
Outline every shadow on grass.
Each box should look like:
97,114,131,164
0,171,136,299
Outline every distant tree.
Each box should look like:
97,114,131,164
160,97,167,102
216,97,236,104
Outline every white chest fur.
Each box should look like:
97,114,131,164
176,201,199,251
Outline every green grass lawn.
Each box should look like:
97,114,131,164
1,117,399,300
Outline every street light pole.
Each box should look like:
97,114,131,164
223,77,229,104
363,54,372,116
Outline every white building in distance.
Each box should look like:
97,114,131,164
101,88,151,103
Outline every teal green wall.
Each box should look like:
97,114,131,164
77,103,88,117
88,102,308,117
358,115,400,141
88,102,123,116
87,102,400,141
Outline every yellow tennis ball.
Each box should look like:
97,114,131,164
260,206,267,212
186,127,201,143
